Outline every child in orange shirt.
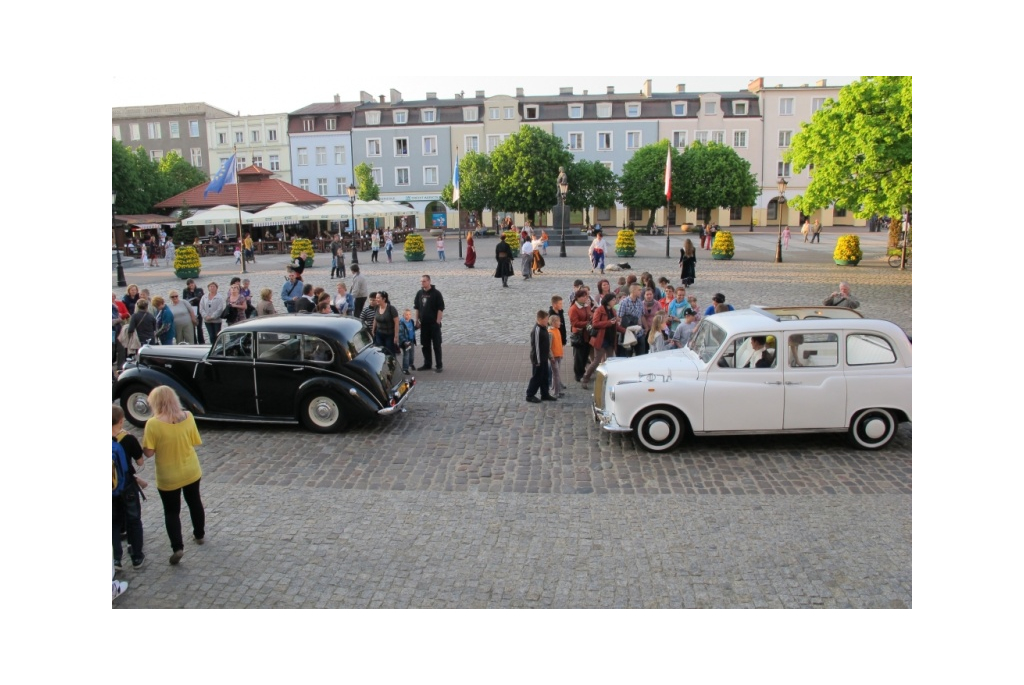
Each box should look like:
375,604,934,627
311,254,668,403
548,314,564,398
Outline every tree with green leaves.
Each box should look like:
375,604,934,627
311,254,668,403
439,151,495,214
354,162,381,201
618,141,682,229
157,151,209,201
112,139,159,214
677,142,759,223
490,126,574,225
785,76,912,221
567,159,618,228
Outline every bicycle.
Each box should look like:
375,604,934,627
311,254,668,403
888,253,911,268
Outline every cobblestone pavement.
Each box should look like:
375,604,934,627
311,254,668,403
113,228,911,608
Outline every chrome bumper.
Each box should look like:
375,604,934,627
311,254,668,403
377,376,415,416
592,406,632,433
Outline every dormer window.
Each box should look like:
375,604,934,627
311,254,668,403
704,101,717,115
326,118,337,130
626,102,641,117
732,101,748,116
568,103,583,119
524,105,539,120
422,108,436,123
365,111,381,126
672,102,686,117
393,110,408,124
463,107,478,121
596,103,612,118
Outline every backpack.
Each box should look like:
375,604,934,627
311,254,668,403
112,440,129,497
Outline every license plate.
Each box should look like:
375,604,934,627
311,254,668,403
397,381,409,395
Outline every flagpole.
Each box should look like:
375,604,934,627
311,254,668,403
665,144,672,258
454,147,462,260
234,145,247,274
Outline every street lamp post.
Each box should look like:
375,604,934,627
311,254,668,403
113,191,126,287
774,177,788,264
558,176,568,258
347,183,358,265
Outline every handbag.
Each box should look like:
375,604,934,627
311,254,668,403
118,326,140,351
569,331,582,346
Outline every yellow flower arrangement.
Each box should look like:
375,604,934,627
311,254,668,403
711,230,735,259
404,233,426,261
173,245,202,279
833,235,863,263
615,229,637,256
503,229,520,257
290,238,314,266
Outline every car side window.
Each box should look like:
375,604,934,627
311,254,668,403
788,332,838,367
303,335,333,363
846,333,896,365
258,332,301,361
210,331,252,359
718,334,778,369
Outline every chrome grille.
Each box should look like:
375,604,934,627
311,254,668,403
594,371,606,409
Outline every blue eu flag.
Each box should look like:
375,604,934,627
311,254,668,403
204,154,237,198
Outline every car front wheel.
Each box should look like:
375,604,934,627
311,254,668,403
848,408,897,449
300,392,349,433
633,406,685,453
120,385,154,428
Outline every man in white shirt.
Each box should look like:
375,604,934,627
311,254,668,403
520,237,534,279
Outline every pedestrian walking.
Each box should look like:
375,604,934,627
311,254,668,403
414,275,445,373
526,310,557,403
494,234,514,287
811,219,822,243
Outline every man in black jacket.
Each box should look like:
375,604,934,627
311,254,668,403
526,310,557,403
414,275,445,372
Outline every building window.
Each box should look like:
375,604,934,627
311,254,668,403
626,131,642,149
673,131,687,148
303,118,315,132
371,167,383,186
336,178,347,195
487,134,501,152
569,103,583,119
394,110,408,124
236,157,246,170
169,121,180,138
733,101,748,115
626,102,641,117
326,118,337,131
189,120,199,137
711,130,725,145
299,178,309,191
149,149,163,161
367,138,381,156
297,148,309,165
600,161,613,172
778,161,792,177
568,132,583,151
465,135,479,153
170,148,182,158
696,208,711,222
394,138,409,157
733,130,748,148
268,129,277,141
112,124,122,141
147,122,161,139
395,168,410,186
365,111,381,126
767,198,779,221
424,166,438,185
811,97,825,114
672,102,686,117
251,130,260,143
504,107,514,119
316,147,327,165
190,148,202,167
834,205,847,218
252,154,262,167
422,136,437,155
597,103,612,118
463,107,477,121
695,131,708,144
524,105,538,120
269,155,280,171
780,98,794,116
422,109,436,123
597,132,612,151
334,146,346,164
704,101,717,115
597,208,611,221
318,178,328,195
489,107,500,120
217,132,227,145
235,131,244,143
130,123,140,140
778,130,792,147
629,207,643,221
730,206,743,220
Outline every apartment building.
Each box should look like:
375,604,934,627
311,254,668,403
206,113,291,182
112,102,234,170
288,97,358,201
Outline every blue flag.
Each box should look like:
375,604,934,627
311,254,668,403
205,154,237,198
452,155,460,204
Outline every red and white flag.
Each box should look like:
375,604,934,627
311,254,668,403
664,146,672,203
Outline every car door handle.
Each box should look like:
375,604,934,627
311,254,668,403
784,381,801,385
765,381,783,385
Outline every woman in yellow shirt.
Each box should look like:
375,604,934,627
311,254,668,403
142,386,205,566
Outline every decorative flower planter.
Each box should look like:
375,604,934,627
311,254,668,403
404,252,425,262
615,250,636,258
304,257,314,267
175,268,201,280
711,254,733,260
834,259,860,266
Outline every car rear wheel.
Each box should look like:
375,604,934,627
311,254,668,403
120,385,154,428
633,406,686,453
848,408,897,449
300,392,349,433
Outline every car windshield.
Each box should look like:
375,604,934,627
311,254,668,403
688,319,726,363
347,327,374,358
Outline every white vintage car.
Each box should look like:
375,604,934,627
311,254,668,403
591,306,912,452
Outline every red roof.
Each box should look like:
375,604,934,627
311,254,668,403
154,165,327,210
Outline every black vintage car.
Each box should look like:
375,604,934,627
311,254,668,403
114,314,415,433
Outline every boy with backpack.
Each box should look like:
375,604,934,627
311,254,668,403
113,405,147,572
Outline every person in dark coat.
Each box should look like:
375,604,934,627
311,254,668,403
679,238,696,285
494,234,515,287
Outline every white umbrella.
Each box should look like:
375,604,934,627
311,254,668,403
303,199,410,221
182,205,255,226
248,201,304,226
